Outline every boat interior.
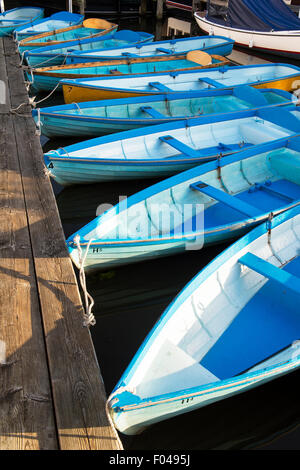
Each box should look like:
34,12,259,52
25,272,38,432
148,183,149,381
50,90,289,119
71,64,300,92
127,210,300,399
85,136,300,252
66,113,296,162
37,55,227,77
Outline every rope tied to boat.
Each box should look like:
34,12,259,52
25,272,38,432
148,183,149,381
266,212,283,265
73,102,83,114
56,147,71,158
35,108,42,135
28,52,67,68
32,81,62,107
10,101,32,115
73,235,96,328
24,67,34,91
19,50,26,66
27,49,71,69
267,212,274,237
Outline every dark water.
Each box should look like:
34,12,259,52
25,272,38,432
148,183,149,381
30,7,300,450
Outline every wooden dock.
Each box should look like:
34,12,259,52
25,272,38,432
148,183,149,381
0,36,122,451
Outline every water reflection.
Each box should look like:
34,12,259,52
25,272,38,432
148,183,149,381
35,11,300,450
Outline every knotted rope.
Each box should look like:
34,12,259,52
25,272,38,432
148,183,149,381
73,235,96,328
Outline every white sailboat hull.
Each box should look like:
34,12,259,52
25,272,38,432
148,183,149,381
194,11,300,59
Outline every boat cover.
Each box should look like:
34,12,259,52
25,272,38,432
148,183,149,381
207,0,300,31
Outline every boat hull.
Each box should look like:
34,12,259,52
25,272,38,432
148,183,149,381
68,221,265,272
45,158,214,187
195,11,300,60
110,360,300,435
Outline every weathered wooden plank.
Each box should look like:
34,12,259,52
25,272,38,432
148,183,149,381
2,38,31,114
0,110,58,448
2,37,122,450
0,38,11,113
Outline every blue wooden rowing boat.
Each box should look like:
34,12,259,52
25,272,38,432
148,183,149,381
44,105,300,189
107,205,300,434
14,11,84,41
27,53,229,93
0,6,44,37
65,130,300,273
65,35,235,64
33,86,296,138
45,105,300,187
24,30,154,67
60,62,300,103
18,17,118,54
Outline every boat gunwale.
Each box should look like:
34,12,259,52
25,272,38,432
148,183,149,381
33,86,294,114
66,34,235,60
37,100,294,126
33,54,229,73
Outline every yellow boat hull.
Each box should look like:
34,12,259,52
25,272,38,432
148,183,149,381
254,76,300,93
63,84,150,103
63,75,300,104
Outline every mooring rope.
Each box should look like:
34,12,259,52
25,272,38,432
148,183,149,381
24,66,34,91
35,107,42,135
73,235,96,328
25,50,70,68
9,78,60,123
105,399,124,447
73,102,83,114
10,101,31,114
33,81,61,106
24,53,65,68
